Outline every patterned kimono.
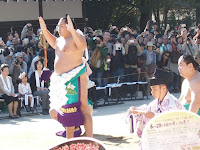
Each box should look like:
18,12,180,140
131,92,185,138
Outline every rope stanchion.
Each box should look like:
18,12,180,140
90,72,148,81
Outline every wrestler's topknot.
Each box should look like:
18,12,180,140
63,14,77,30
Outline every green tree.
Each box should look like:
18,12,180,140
84,0,197,32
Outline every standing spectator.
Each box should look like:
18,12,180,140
0,64,20,118
111,38,125,81
6,32,13,47
177,35,184,53
142,42,157,78
30,60,49,115
21,23,36,45
90,35,108,87
9,52,27,85
121,37,127,46
3,47,13,67
193,35,200,64
124,39,141,82
182,35,196,56
103,31,112,54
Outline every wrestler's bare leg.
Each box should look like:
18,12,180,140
49,109,58,121
49,109,76,138
80,73,93,137
66,126,75,139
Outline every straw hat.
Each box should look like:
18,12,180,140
146,42,156,49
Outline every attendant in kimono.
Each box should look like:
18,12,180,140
18,72,34,112
127,69,185,138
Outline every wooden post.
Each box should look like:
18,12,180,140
38,0,43,17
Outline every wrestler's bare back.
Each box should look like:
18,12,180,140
54,36,84,75
180,72,200,104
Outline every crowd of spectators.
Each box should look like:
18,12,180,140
85,21,200,94
0,20,200,117
0,23,55,117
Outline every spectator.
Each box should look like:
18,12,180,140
177,35,184,53
121,37,127,46
21,23,36,45
157,52,170,69
90,35,108,87
111,38,125,81
6,32,13,47
28,49,44,78
3,47,13,67
15,45,29,63
103,31,112,54
27,46,36,72
9,52,27,85
110,34,117,45
182,34,196,56
193,35,200,64
18,72,34,112
137,54,148,82
124,43,140,82
30,59,49,115
142,41,157,78
0,64,20,118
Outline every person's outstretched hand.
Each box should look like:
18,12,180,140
66,15,75,32
38,17,47,31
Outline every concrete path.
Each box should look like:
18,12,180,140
0,93,180,150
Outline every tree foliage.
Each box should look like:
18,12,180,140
84,0,197,32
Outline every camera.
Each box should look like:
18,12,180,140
0,49,4,55
129,40,135,44
115,43,122,50
95,40,101,45
27,26,33,32
15,59,19,65
123,27,127,31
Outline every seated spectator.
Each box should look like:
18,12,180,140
9,52,27,85
18,72,34,112
30,59,49,115
0,64,20,118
